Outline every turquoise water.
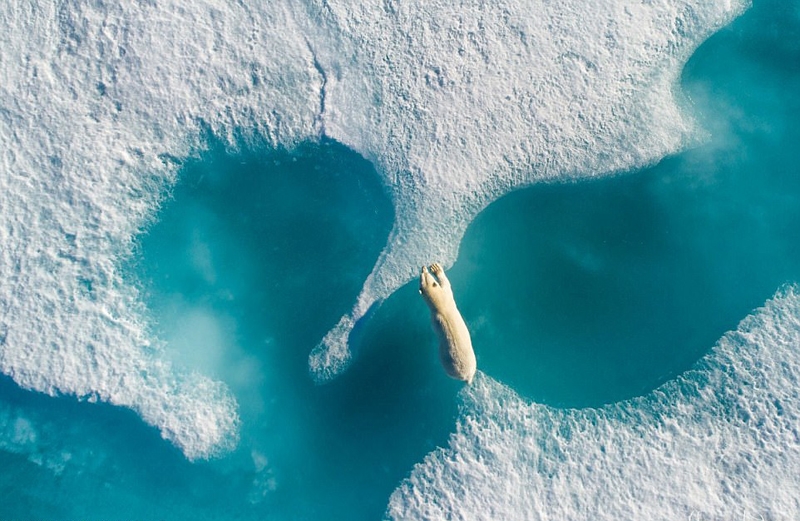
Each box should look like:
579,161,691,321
131,138,460,520
2,0,799,519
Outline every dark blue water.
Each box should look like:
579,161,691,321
2,1,799,519
452,0,800,407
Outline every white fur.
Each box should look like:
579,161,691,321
419,264,477,384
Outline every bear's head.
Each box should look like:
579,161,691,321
419,265,451,310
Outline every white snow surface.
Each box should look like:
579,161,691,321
0,0,747,457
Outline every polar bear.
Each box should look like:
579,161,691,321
419,263,477,384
